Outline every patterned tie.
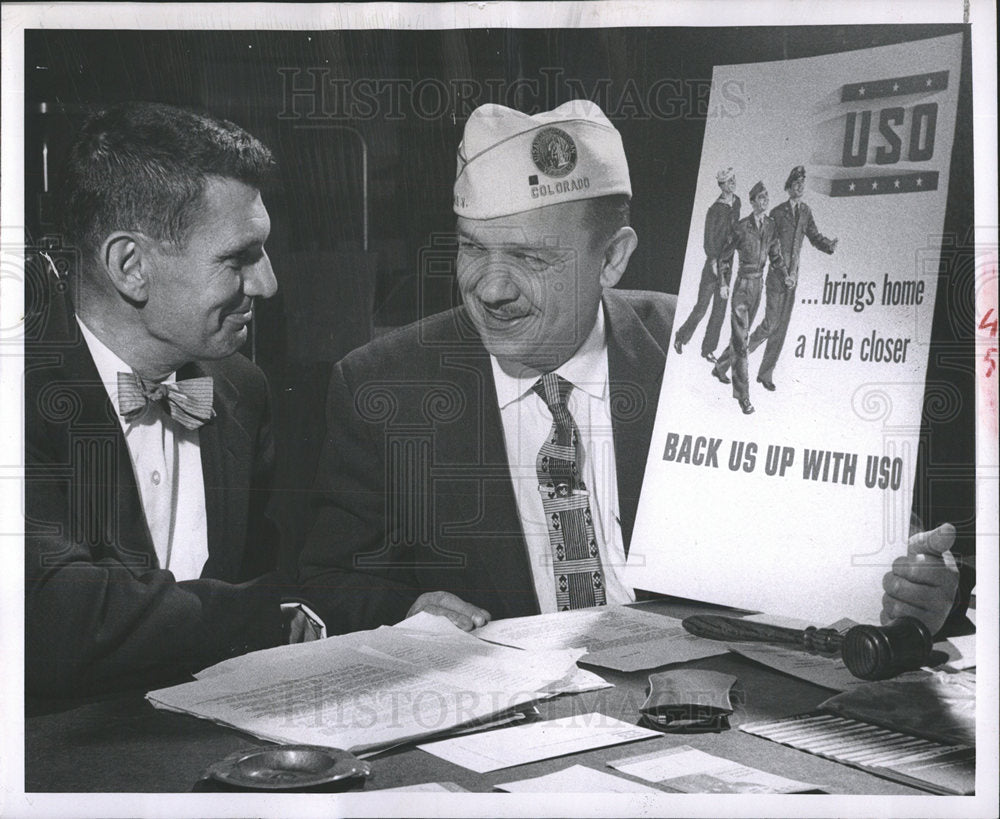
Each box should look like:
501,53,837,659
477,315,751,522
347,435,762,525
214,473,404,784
533,372,606,610
116,371,215,430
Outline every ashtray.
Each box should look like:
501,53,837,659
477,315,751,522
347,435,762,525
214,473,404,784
204,745,372,791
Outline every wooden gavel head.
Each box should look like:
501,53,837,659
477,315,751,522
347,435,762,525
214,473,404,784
681,612,936,681
840,617,933,680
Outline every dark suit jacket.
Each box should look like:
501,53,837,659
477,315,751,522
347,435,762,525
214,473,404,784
299,289,675,633
25,287,285,697
769,200,835,286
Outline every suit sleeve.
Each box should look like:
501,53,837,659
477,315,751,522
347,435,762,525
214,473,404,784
25,368,284,698
767,228,789,282
703,203,731,262
718,223,741,279
805,209,837,254
296,359,419,634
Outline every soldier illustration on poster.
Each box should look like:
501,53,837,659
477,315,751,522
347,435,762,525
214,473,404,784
747,165,838,392
673,167,741,364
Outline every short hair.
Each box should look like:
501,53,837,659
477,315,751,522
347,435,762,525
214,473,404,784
583,194,631,249
60,101,275,263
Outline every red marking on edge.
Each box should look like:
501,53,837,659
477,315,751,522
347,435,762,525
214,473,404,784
977,259,999,446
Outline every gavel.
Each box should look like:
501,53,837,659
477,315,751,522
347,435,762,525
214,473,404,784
681,614,933,680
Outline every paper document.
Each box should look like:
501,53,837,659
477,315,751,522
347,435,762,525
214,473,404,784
392,611,469,635
475,605,728,671
376,782,468,793
194,613,478,681
609,745,818,793
939,635,976,671
544,666,613,695
417,713,660,773
496,764,662,793
148,621,581,754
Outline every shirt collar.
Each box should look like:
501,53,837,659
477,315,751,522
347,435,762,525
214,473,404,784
76,316,176,418
491,306,609,410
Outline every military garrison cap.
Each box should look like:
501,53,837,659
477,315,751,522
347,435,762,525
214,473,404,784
453,100,631,220
785,165,806,190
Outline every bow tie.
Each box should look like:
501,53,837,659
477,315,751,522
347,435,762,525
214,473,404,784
116,372,215,430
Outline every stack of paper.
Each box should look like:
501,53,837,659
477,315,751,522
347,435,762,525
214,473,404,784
147,616,583,754
475,605,728,671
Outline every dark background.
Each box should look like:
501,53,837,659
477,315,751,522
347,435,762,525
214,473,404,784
23,25,977,571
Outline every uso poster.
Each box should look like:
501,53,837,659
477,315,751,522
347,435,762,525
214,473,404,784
627,34,964,624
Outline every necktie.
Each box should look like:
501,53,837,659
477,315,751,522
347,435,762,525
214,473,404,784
117,372,215,430
533,372,606,610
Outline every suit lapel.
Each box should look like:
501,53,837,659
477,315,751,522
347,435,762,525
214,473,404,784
41,296,157,570
451,314,539,616
184,360,250,580
603,293,667,557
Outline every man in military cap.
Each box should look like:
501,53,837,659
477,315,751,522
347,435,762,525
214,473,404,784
299,100,675,632
673,167,741,362
747,165,837,390
296,106,964,642
711,181,786,414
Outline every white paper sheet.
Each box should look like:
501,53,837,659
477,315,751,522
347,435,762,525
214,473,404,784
496,764,662,793
393,611,470,635
939,635,976,671
195,614,477,681
475,605,728,671
608,745,818,793
543,666,614,695
417,713,660,773
376,782,468,793
391,615,613,691
148,624,581,753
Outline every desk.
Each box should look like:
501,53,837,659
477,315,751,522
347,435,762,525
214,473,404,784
25,600,928,794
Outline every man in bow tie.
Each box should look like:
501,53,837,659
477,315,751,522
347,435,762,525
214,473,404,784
298,100,676,633
25,102,307,697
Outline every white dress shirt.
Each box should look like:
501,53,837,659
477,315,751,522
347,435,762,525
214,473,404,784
77,318,209,581
490,307,635,612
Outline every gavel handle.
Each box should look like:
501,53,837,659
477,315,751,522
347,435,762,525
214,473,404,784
682,614,933,680
682,614,843,654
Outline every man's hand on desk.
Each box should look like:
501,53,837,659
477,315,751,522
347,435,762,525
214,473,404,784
407,591,492,631
881,523,960,637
